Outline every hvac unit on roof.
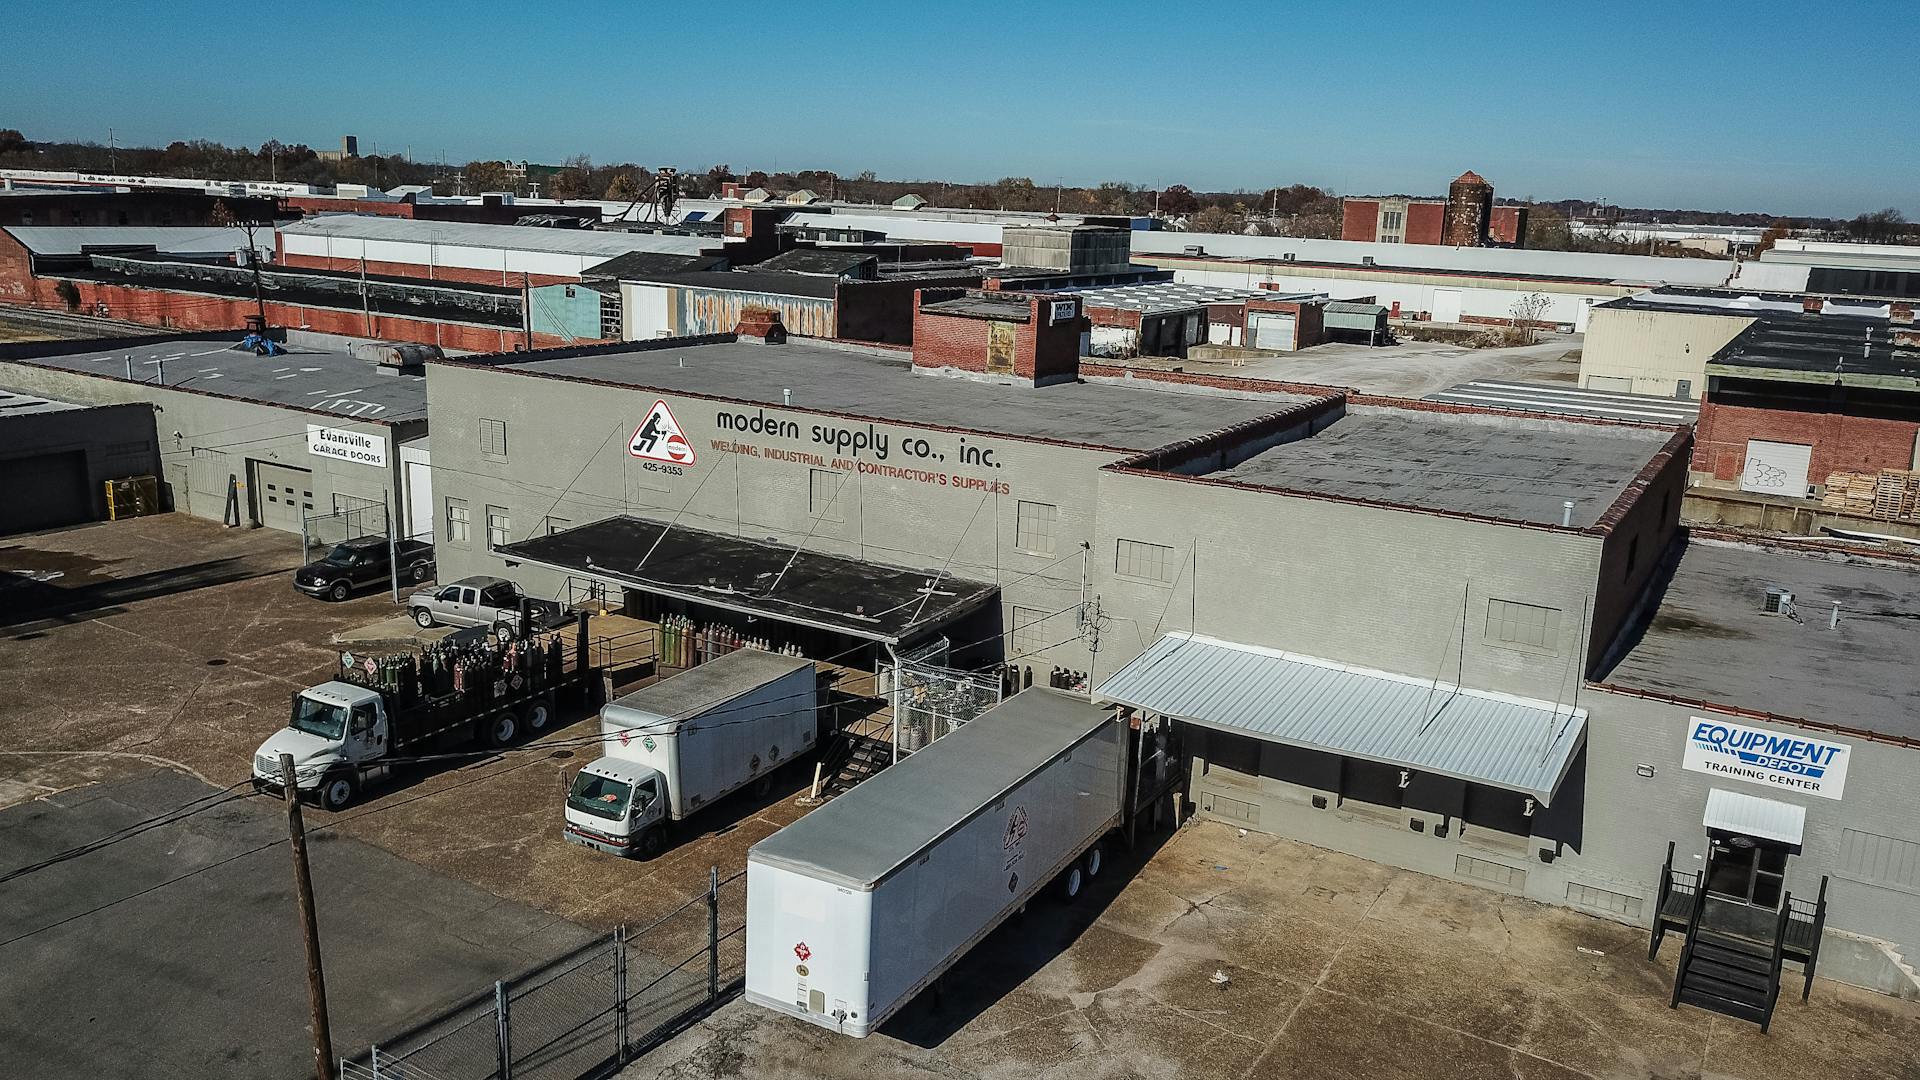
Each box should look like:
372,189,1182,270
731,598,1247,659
1283,253,1296,262
1762,587,1795,616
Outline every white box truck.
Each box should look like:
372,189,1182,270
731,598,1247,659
565,649,816,858
745,687,1125,1037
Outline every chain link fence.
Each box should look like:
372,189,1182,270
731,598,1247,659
879,639,1003,755
301,493,391,563
342,868,745,1080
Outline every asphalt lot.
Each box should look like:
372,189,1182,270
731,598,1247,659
624,820,1920,1080
1174,336,1582,398
0,516,803,1072
0,769,596,1080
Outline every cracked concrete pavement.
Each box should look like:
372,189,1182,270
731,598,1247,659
621,823,1920,1080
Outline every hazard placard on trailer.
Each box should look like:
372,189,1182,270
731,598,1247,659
629,399,696,465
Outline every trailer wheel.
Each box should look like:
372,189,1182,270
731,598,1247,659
1059,863,1085,901
752,772,774,799
523,696,555,735
485,710,519,748
412,608,436,628
1083,842,1104,879
319,771,358,812
328,580,351,602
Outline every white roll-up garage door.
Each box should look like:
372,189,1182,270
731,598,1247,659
1739,440,1812,497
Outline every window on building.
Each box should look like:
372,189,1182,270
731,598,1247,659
1010,605,1050,657
1115,538,1175,582
445,498,471,544
808,468,843,521
479,418,508,461
544,516,570,536
1485,599,1560,652
485,506,510,550
1381,210,1404,231
1015,500,1057,555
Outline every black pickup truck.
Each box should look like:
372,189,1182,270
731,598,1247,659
295,536,436,601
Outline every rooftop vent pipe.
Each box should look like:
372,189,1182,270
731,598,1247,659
1561,500,1575,527
783,388,792,407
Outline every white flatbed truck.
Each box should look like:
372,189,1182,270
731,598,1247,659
565,649,817,858
744,687,1127,1037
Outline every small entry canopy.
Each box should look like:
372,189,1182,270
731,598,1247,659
1704,788,1806,850
496,515,998,646
1095,633,1586,805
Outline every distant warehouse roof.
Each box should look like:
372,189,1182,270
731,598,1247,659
5,224,266,257
279,215,711,258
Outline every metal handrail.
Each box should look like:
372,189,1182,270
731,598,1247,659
1803,875,1829,1001
1762,891,1792,1032
1669,869,1708,1009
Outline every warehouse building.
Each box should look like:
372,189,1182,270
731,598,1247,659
0,331,427,541
1340,171,1528,248
275,215,711,287
414,298,1920,996
1692,310,1920,502
1578,288,1904,400
0,386,160,535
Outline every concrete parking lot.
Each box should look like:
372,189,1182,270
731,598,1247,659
624,822,1920,1080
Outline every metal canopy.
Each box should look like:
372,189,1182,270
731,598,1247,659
1095,633,1586,804
495,515,998,645
1704,788,1806,849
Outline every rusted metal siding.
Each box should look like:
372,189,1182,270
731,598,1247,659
675,288,835,338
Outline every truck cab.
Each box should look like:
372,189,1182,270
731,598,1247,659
251,681,391,811
564,758,669,857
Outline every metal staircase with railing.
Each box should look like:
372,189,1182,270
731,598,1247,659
1649,842,1829,1032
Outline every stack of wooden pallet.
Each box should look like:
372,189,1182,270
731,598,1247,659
1821,469,1920,520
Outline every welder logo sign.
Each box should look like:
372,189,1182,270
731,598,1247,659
630,399,695,465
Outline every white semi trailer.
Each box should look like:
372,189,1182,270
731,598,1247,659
745,687,1126,1037
564,648,816,858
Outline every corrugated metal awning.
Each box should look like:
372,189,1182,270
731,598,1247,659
1095,634,1586,804
1704,788,1805,848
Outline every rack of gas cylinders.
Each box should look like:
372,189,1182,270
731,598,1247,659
995,664,1089,697
339,631,569,709
658,614,806,670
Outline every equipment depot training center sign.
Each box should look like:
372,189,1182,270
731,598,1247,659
1683,717,1850,800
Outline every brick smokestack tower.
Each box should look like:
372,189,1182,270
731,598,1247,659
1442,171,1493,247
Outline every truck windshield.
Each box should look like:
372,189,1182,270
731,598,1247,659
322,545,362,565
290,696,348,740
568,772,633,821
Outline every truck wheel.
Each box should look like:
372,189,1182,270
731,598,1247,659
1083,842,1104,879
637,828,663,860
485,710,519,747
493,621,517,643
409,561,431,583
523,696,554,735
1059,864,1085,901
412,608,436,628
319,771,358,811
328,580,351,602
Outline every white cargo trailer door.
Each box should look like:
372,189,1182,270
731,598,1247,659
745,861,874,1034
1739,440,1812,496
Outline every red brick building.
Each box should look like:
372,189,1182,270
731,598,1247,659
1341,171,1528,249
912,289,1085,385
1692,310,1920,498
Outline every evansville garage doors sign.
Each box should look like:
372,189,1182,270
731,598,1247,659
306,425,388,467
1683,717,1849,800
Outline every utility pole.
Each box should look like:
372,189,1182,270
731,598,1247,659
360,256,372,336
278,754,336,1080
108,127,117,172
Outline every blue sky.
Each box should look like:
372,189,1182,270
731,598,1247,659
4,0,1914,218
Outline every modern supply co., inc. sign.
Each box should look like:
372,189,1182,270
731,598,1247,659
1682,717,1849,800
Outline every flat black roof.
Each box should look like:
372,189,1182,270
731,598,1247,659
1710,318,1920,384
1601,542,1920,741
580,251,729,279
496,514,998,644
496,340,1309,452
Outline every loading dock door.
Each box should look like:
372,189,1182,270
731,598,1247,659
406,459,434,542
1249,312,1297,352
0,452,91,535
1739,440,1812,497
1430,290,1464,324
252,461,314,532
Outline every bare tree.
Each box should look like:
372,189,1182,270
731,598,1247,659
1509,293,1552,344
